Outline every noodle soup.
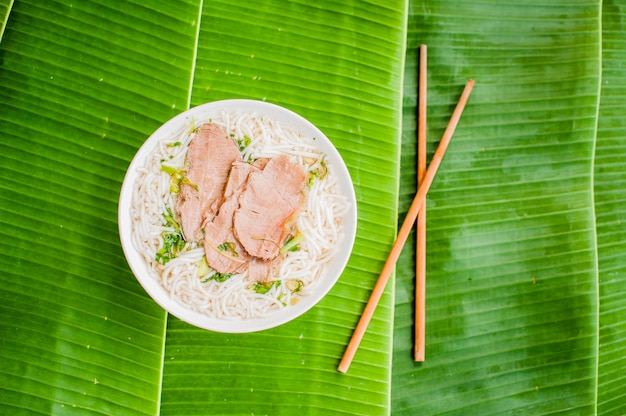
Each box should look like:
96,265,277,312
119,100,356,332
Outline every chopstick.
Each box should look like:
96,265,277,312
415,44,427,362
337,78,475,374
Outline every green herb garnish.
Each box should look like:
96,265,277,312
214,272,233,282
155,207,185,264
307,158,328,187
237,134,252,152
217,241,239,257
201,271,233,283
252,281,275,294
279,231,305,255
161,164,198,193
197,256,209,278
187,119,197,136
285,279,304,293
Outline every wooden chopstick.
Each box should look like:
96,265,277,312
415,44,427,362
337,78,475,374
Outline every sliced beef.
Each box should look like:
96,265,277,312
178,123,241,242
252,157,270,170
202,162,258,274
248,257,281,283
233,155,307,260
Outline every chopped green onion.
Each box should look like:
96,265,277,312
212,273,233,282
155,207,185,264
280,231,305,255
237,134,252,152
196,257,209,278
201,271,233,283
307,158,328,187
187,119,196,135
160,164,179,175
286,279,304,293
161,164,199,193
217,241,239,257
252,281,275,294
162,206,182,234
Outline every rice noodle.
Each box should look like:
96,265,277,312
130,110,347,320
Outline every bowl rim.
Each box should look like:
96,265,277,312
118,99,357,333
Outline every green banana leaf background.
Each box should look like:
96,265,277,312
1,0,624,415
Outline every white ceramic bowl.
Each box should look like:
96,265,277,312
118,99,357,332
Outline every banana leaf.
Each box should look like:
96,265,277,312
392,1,623,415
596,1,626,413
160,2,406,415
0,0,404,414
1,0,626,415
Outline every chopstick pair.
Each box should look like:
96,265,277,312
338,47,474,373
